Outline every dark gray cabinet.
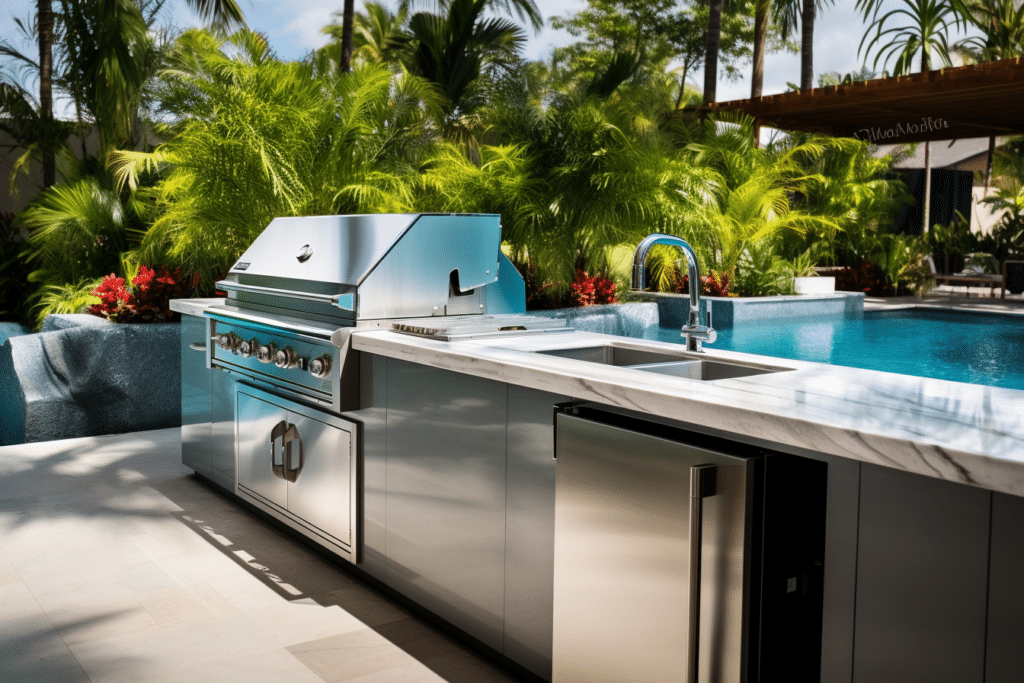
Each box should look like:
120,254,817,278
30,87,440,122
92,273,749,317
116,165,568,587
986,492,1024,683
853,464,990,683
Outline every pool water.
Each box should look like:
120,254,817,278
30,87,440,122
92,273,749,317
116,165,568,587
0,323,29,345
654,309,1024,390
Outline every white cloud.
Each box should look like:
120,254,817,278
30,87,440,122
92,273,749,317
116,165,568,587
282,5,340,51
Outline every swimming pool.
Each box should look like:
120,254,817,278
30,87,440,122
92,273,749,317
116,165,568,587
654,308,1024,390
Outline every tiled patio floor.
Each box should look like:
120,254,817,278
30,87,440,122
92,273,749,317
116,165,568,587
0,429,527,683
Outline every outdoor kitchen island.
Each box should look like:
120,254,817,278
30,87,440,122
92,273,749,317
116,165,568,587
343,325,1024,683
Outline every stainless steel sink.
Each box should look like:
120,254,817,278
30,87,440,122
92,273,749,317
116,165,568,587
534,343,790,381
629,360,780,381
535,345,688,366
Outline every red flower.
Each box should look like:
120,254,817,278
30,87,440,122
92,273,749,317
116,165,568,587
132,265,155,291
89,265,193,324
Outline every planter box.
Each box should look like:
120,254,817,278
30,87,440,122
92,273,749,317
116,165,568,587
630,291,864,330
795,276,836,295
0,314,180,445
525,302,660,338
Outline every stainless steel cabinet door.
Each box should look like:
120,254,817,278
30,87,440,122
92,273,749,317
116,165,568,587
286,411,352,548
236,390,288,509
553,411,752,683
181,315,211,474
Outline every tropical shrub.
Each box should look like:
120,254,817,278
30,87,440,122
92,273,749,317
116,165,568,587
112,30,435,289
730,238,797,297
88,265,193,323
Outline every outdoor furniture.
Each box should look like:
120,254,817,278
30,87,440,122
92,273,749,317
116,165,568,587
927,256,1007,298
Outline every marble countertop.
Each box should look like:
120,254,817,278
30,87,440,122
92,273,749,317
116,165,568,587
169,298,224,318
349,329,1024,497
169,298,1024,496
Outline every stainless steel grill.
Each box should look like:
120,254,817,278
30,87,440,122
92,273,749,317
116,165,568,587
205,213,545,410
197,213,558,565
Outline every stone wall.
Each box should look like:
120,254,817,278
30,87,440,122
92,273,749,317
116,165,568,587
0,314,180,445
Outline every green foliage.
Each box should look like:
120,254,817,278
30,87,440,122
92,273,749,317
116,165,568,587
675,119,843,278
18,177,135,286
858,0,959,74
550,0,783,104
30,279,102,329
953,0,1024,60
398,0,527,137
423,58,716,291
113,30,432,288
731,238,797,296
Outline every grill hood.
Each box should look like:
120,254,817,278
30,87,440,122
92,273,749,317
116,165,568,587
216,213,525,324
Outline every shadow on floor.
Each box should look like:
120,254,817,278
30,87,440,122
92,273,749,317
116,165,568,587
149,473,537,683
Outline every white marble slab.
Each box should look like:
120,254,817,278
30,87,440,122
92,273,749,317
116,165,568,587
350,329,1024,498
169,298,223,317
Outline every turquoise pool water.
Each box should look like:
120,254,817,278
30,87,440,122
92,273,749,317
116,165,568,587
655,309,1024,390
0,323,29,345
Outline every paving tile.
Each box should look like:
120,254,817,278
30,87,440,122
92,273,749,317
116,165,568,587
34,583,162,647
0,581,44,623
288,627,435,683
422,648,525,683
161,647,327,683
239,597,367,648
134,583,241,628
67,612,283,683
0,612,91,683
0,545,21,588
0,429,532,683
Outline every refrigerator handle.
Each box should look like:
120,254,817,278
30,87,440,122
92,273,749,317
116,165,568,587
688,464,717,683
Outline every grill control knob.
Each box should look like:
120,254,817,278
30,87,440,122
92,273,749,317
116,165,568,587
238,338,259,358
256,342,277,364
309,354,332,378
215,333,239,351
274,346,301,369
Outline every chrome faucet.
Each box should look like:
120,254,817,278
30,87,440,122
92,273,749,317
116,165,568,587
631,234,716,352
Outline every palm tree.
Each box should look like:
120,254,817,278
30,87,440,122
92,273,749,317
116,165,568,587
109,30,432,288
1,0,246,188
339,0,355,72
399,0,527,137
950,0,1024,191
703,0,725,103
322,2,409,68
751,0,834,95
37,0,55,186
858,0,960,234
857,0,958,74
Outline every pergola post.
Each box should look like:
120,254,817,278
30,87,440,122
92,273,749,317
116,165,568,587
923,141,931,236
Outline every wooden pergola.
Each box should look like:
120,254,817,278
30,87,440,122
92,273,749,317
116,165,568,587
693,58,1024,234
697,57,1024,145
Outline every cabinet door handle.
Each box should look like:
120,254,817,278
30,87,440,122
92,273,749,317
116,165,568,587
189,342,207,351
270,420,288,479
688,464,717,683
283,424,303,482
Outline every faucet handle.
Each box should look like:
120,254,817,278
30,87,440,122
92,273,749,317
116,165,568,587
681,323,717,352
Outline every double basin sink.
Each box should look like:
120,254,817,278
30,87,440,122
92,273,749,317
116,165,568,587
533,342,791,381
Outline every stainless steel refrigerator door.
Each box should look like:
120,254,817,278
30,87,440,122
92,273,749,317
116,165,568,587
285,410,352,549
236,389,288,509
552,410,752,683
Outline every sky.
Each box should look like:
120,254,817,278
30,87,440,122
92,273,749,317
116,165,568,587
0,0,980,109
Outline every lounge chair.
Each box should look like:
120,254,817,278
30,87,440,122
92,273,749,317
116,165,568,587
926,256,1006,298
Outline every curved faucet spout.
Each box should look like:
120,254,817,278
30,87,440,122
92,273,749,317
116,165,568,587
631,233,716,352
